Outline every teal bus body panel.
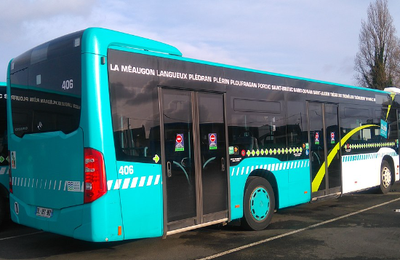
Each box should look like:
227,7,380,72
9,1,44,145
10,193,83,238
229,158,311,220
9,130,84,209
110,162,163,240
71,192,123,242
79,39,126,241
75,31,165,240
80,50,112,152
10,191,124,242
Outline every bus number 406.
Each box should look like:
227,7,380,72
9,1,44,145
119,165,134,175
62,79,74,90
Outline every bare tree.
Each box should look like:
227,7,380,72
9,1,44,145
355,0,400,90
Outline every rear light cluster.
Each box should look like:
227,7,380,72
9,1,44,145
84,148,107,203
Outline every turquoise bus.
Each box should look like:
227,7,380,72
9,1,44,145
7,28,399,242
0,82,9,228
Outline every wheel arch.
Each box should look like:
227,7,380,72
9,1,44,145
248,169,279,209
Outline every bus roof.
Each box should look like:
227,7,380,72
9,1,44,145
0,82,5,87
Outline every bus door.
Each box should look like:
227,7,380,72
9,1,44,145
160,88,228,233
308,102,341,198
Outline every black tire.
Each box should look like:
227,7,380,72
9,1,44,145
242,177,275,231
379,161,392,194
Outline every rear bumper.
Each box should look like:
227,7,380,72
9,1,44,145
10,193,123,242
10,193,82,236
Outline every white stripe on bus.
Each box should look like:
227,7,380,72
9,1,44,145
146,176,153,186
114,179,122,190
139,177,146,187
154,175,160,185
12,175,161,192
131,177,138,188
122,178,130,189
230,160,310,180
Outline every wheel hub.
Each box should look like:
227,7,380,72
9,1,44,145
250,187,270,221
382,166,392,189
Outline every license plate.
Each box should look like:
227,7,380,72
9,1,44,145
36,207,53,218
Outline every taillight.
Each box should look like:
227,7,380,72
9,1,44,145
84,148,107,203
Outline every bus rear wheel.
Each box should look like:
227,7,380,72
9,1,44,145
379,161,392,194
242,177,275,231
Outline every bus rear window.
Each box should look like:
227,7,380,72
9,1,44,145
9,31,82,137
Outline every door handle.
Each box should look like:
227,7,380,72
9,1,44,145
221,157,225,172
167,161,172,177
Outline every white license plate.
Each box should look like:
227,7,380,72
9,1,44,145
36,207,53,218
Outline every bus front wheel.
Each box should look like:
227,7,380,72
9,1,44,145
242,177,275,231
379,161,392,194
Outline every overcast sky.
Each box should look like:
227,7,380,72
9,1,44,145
1,0,400,86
